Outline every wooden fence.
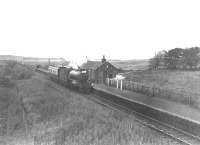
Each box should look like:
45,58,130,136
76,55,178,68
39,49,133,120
106,78,200,108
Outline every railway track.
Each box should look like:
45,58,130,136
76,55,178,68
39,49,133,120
85,91,200,145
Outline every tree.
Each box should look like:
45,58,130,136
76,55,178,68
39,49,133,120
164,48,184,69
149,50,166,70
149,57,159,70
183,47,200,69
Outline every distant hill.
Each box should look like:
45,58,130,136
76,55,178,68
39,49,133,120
110,59,149,71
82,59,149,71
0,55,23,61
0,55,66,62
0,55,68,66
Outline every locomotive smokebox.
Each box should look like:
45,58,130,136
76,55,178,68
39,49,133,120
68,70,83,81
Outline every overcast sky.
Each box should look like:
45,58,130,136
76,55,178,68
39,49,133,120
1,0,200,64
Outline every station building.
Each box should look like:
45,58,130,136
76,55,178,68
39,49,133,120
82,56,120,84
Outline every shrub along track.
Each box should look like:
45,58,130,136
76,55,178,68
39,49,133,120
88,88,200,145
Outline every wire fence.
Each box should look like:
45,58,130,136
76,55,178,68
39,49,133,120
106,78,200,109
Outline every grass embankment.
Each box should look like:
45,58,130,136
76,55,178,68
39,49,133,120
0,62,180,145
0,61,34,144
124,69,200,108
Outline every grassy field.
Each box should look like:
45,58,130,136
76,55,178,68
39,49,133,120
0,63,180,145
123,69,200,108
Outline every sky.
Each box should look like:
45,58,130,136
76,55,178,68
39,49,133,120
1,0,200,64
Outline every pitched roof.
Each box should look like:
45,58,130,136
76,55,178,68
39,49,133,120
81,61,102,69
81,60,121,71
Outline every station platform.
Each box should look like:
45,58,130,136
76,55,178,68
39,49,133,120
94,84,200,124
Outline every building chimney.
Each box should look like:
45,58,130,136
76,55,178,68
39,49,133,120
101,55,106,63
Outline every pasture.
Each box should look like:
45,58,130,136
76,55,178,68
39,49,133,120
123,69,200,108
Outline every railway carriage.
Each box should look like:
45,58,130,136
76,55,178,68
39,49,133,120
48,66,59,82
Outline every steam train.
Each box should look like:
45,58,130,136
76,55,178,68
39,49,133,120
37,66,93,93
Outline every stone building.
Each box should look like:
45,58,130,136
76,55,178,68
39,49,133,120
82,56,120,84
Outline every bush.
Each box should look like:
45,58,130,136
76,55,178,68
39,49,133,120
12,64,34,80
2,61,34,80
3,61,17,75
0,76,15,88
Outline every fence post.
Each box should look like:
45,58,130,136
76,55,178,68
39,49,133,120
141,85,144,93
158,88,161,97
125,81,127,90
152,86,155,97
120,80,123,91
136,83,139,92
131,82,133,91
34,136,39,145
55,128,65,145
189,96,191,105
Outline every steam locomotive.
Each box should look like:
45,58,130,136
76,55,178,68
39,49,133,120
37,66,93,93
